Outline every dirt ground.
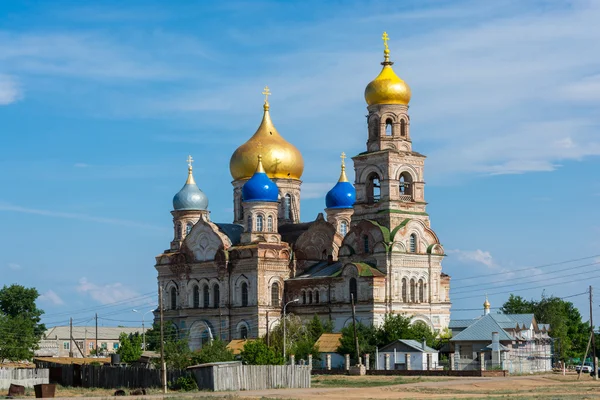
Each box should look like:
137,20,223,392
21,372,600,399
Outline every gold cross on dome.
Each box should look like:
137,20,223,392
262,86,271,103
382,32,390,50
186,155,194,168
340,152,346,166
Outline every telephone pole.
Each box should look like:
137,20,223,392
351,294,360,365
69,318,74,357
95,313,98,356
159,287,167,393
590,286,597,380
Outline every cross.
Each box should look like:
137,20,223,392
382,31,390,50
262,86,271,103
186,155,194,168
340,152,346,166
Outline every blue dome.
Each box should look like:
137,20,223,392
326,181,356,208
173,167,208,211
242,157,279,202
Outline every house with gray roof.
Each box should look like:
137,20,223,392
448,299,552,374
376,339,439,370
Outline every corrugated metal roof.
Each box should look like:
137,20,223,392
379,339,437,353
448,319,476,329
315,333,342,353
44,326,142,340
451,314,514,342
215,223,244,245
505,314,535,329
293,261,384,280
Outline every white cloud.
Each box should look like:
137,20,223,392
0,74,21,105
39,290,65,306
7,262,21,270
76,278,139,305
448,249,495,268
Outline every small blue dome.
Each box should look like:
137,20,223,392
173,167,208,211
326,181,356,208
242,157,279,202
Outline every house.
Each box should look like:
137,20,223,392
36,326,142,358
314,333,344,369
376,339,439,370
448,299,552,373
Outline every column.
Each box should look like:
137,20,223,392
479,352,485,372
345,354,350,371
308,354,313,370
290,354,295,366
405,353,411,371
384,354,390,370
326,354,331,370
427,353,432,371
449,353,455,371
364,354,370,370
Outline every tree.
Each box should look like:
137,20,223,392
145,323,178,351
191,339,235,365
376,314,412,346
163,338,193,369
268,314,328,361
337,322,377,361
408,321,437,348
116,332,143,363
240,340,284,365
306,315,334,343
500,294,535,314
0,285,45,363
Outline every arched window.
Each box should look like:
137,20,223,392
241,282,249,307
193,285,200,308
175,223,182,240
201,329,211,346
349,278,358,303
247,215,252,232
367,173,381,204
170,287,177,309
238,198,244,220
409,234,417,253
402,278,407,302
340,221,348,236
410,279,416,303
267,215,273,232
400,119,406,137
203,284,209,308
363,235,369,253
321,250,327,260
308,291,313,304
185,222,193,235
213,284,220,308
271,282,280,307
240,325,248,339
284,194,292,220
256,215,264,231
315,291,320,304
385,118,393,136
418,279,424,303
399,172,413,201
302,291,307,304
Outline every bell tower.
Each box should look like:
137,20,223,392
352,32,428,230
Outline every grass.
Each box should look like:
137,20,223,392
311,375,432,388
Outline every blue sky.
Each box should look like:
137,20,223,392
1,0,599,329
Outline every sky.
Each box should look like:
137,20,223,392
1,0,600,330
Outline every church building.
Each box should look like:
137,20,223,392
154,33,451,349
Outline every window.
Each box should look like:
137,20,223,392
409,234,417,253
349,278,357,303
247,215,252,231
241,282,248,307
267,215,273,231
101,342,107,349
367,173,381,204
284,194,291,220
402,278,407,302
302,291,307,304
170,287,177,309
203,284,209,308
340,221,348,236
419,279,424,303
271,282,280,307
201,330,211,346
175,222,182,240
308,291,313,304
77,341,84,349
385,118,393,136
399,172,413,200
240,326,248,339
315,291,320,304
113,343,119,350
88,342,94,350
238,198,244,220
410,279,416,303
256,215,264,231
213,284,220,308
185,222,193,235
400,119,406,136
63,342,70,350
363,235,369,253
193,285,200,308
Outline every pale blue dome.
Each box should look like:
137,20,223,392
173,167,208,211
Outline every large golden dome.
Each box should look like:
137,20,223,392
229,88,304,181
364,32,411,106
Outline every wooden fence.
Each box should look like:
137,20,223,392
0,368,49,389
189,363,311,391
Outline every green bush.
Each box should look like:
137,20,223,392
171,375,197,391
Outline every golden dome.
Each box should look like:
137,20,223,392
229,87,304,181
364,32,411,106
484,295,491,309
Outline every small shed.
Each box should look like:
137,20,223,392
377,339,439,370
314,333,345,369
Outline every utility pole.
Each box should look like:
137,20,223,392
159,286,167,394
351,293,360,365
95,313,98,356
266,311,270,347
69,317,74,358
591,286,597,380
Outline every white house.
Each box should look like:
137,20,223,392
377,339,439,370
